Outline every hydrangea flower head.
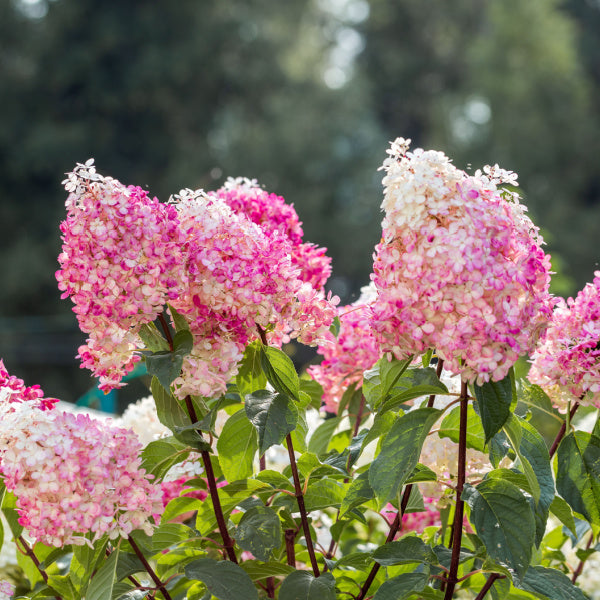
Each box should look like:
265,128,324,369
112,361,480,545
371,138,554,384
529,271,600,409
0,401,163,547
212,177,332,289
57,160,187,391
308,283,380,413
0,580,14,600
168,188,337,398
0,359,57,411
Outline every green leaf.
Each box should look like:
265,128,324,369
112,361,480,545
300,378,324,411
340,471,374,516
291,408,309,453
369,408,440,504
504,414,554,545
151,522,193,552
556,431,600,524
236,341,268,397
168,304,191,333
145,352,183,392
549,495,577,538
151,377,189,431
503,415,541,504
372,572,428,600
406,463,437,484
517,383,562,424
185,558,258,600
141,436,191,480
473,374,513,443
329,315,341,337
362,355,413,408
308,416,342,456
86,545,119,600
373,536,437,566
278,571,336,600
516,565,588,599
162,496,206,523
245,389,299,455
1,488,24,538
439,404,486,452
235,506,282,561
70,537,109,595
260,345,300,401
138,322,170,352
47,574,77,600
195,479,271,535
239,560,295,581
378,367,448,414
145,329,194,391
304,478,346,511
216,409,258,482
462,479,535,578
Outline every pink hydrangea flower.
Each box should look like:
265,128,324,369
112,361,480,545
168,188,338,398
308,283,380,413
212,177,332,289
56,160,187,391
0,359,57,411
371,138,554,385
529,271,600,410
0,402,163,547
0,580,14,600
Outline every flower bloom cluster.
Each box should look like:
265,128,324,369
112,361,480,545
0,580,14,600
529,271,600,409
371,138,554,384
57,163,336,400
57,160,187,391
0,359,56,411
212,177,332,289
0,401,163,547
308,283,380,413
168,188,337,398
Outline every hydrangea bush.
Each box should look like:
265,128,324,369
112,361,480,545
1,140,599,599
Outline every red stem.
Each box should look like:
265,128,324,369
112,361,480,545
356,484,413,600
158,313,174,351
443,382,469,600
549,401,580,458
128,536,173,600
474,573,505,600
285,528,297,566
286,433,320,576
572,531,595,583
427,358,445,408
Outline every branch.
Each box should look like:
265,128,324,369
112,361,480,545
286,433,320,576
549,401,580,458
128,535,173,600
443,381,469,600
474,573,505,600
356,484,414,600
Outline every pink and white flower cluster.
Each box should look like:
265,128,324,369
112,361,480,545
57,163,337,399
308,283,380,413
57,160,187,391
0,359,56,411
0,399,163,547
168,188,337,398
529,271,600,409
212,177,332,289
0,580,14,600
371,138,554,384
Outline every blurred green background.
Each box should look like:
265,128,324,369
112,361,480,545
1,0,599,403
